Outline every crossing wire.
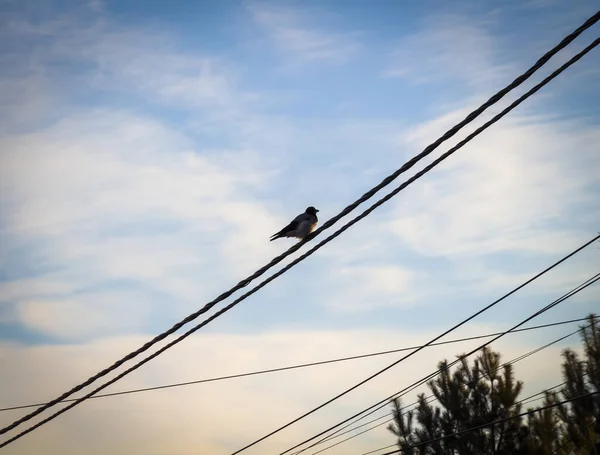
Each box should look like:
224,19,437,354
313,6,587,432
293,313,598,454
315,381,568,455
378,391,600,455
1,317,590,414
307,323,591,455
299,333,591,455
2,10,598,439
363,379,592,455
279,272,600,455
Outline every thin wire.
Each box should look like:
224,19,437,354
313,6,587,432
363,444,396,455
279,271,600,455
297,402,422,455
298,383,429,454
343,326,591,455
378,391,600,455
304,322,591,455
312,326,588,455
3,10,598,438
2,317,589,414
315,389,553,455
293,277,599,455
269,264,600,455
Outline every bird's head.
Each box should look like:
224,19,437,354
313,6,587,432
306,206,319,215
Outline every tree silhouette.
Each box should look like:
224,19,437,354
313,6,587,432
388,347,527,454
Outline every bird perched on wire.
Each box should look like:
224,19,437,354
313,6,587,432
270,206,320,242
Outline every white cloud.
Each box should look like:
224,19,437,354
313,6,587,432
0,108,287,338
384,13,514,91
0,277,76,304
247,2,360,66
1,8,253,120
389,114,600,259
16,291,153,339
327,264,419,312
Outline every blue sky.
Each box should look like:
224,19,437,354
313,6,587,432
0,0,599,454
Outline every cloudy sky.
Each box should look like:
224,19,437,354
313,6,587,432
1,0,599,454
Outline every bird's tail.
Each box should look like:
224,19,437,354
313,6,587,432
269,233,280,241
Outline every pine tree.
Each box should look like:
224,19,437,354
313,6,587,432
526,391,561,454
388,347,527,454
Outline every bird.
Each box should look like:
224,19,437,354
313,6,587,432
270,206,320,242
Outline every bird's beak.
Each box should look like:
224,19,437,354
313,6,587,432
316,209,320,212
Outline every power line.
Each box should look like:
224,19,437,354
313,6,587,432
1,317,590,414
378,391,600,455
299,320,592,455
298,384,427,453
315,381,566,455
3,11,597,440
307,401,423,451
309,324,590,455
288,278,599,455
302,314,596,452
363,443,397,455
279,271,600,455
361,379,588,455
310,328,597,455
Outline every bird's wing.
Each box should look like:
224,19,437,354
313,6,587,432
270,217,301,239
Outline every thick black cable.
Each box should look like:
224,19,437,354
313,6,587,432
302,322,591,455
1,317,588,414
3,11,598,438
378,391,600,455
279,269,600,455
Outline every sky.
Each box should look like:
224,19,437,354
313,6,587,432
0,0,599,453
